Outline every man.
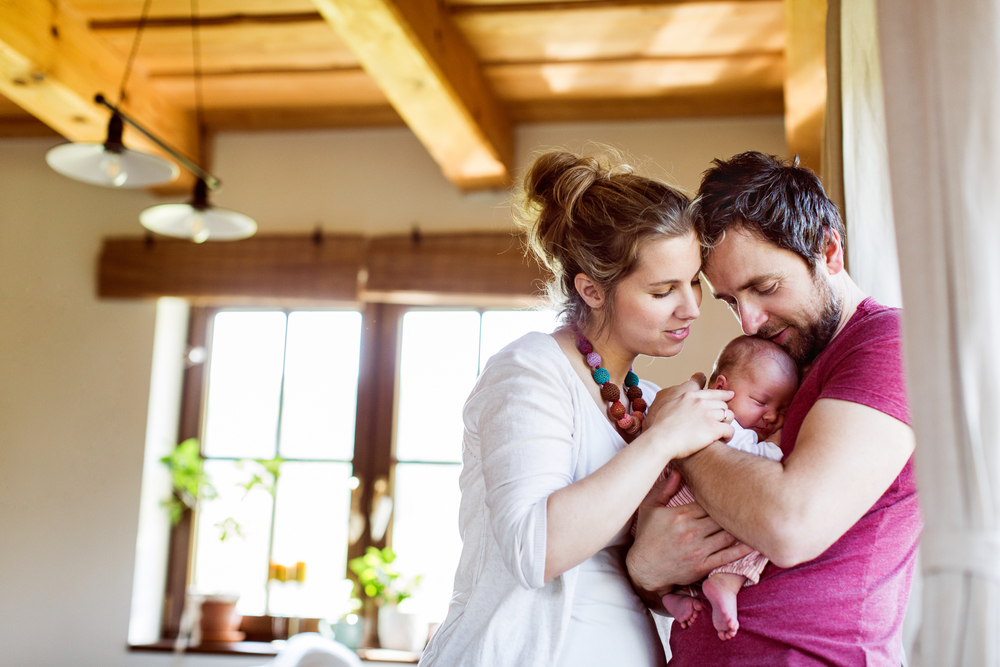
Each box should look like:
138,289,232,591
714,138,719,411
627,151,921,665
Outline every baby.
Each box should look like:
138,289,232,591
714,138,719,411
661,336,799,641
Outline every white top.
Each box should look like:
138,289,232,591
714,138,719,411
726,421,783,461
419,332,663,667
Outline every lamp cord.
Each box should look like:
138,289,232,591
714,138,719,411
116,0,154,107
191,0,206,135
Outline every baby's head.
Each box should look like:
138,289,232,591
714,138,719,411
709,336,799,440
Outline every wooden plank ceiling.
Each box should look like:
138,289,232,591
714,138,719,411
0,0,825,190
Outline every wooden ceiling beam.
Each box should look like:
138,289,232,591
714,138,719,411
508,90,784,122
455,1,784,63
310,0,514,190
783,0,827,174
488,54,785,99
150,68,388,108
88,12,326,30
67,0,317,21
92,17,357,75
449,0,780,14
202,105,403,132
0,0,198,194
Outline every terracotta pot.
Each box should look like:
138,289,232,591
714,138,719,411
199,594,245,642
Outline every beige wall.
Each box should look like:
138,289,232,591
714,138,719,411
0,116,783,666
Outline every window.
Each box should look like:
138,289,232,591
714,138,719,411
165,304,557,635
192,310,361,619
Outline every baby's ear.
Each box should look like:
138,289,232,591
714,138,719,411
713,375,728,391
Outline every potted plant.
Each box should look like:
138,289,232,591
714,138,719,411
161,439,284,643
348,546,424,652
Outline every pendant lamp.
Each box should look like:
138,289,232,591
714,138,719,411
45,110,179,188
137,0,256,243
46,0,179,188
140,178,256,243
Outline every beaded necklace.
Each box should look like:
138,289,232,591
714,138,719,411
575,331,648,437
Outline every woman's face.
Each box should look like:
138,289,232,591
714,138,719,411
604,231,703,359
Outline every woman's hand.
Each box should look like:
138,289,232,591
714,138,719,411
643,375,735,460
626,470,754,610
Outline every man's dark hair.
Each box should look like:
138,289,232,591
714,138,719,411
695,151,845,269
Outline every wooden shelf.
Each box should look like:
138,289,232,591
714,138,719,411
129,640,419,663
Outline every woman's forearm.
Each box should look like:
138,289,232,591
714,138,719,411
543,435,669,581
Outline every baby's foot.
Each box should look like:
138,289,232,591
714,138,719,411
661,592,703,629
702,575,741,640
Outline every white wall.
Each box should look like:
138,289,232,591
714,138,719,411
0,116,784,667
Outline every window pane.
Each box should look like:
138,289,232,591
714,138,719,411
391,464,463,624
268,462,354,618
279,312,362,460
203,312,287,459
192,460,275,616
396,312,481,463
479,309,560,374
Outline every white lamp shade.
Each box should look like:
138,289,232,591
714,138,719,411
46,142,179,188
140,203,257,243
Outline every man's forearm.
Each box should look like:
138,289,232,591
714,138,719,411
677,400,917,569
625,547,672,614
676,442,794,564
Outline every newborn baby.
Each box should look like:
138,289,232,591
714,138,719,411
661,336,799,640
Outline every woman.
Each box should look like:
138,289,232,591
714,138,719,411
419,150,735,666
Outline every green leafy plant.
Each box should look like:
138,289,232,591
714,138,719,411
160,439,284,542
160,438,216,525
348,546,421,607
236,456,285,498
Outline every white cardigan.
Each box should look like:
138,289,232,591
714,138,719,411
419,332,660,667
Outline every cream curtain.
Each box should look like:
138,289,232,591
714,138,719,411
878,0,1000,664
839,0,902,308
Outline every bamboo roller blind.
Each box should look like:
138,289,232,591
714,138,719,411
98,231,547,304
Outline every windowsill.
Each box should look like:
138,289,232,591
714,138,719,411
128,640,419,663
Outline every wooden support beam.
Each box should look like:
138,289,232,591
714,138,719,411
0,0,198,194
784,0,827,175
98,231,545,305
364,232,546,305
99,234,367,301
507,90,784,123
202,104,403,132
310,0,514,190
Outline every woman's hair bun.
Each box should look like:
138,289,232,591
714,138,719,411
525,151,602,210
520,151,608,268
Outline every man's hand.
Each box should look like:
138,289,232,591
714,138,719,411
626,469,753,613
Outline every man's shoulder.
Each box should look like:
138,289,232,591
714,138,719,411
822,298,903,365
845,298,902,342
813,297,910,423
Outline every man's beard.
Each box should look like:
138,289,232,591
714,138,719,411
760,272,842,365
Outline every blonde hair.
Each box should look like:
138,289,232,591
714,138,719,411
516,149,694,332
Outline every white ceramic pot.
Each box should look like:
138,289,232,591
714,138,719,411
377,605,428,653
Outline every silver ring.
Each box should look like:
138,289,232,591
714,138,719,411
720,407,727,422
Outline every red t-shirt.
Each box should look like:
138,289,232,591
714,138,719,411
668,298,922,666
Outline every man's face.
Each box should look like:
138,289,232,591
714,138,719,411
702,228,842,365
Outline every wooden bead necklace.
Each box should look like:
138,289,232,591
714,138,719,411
575,330,648,437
